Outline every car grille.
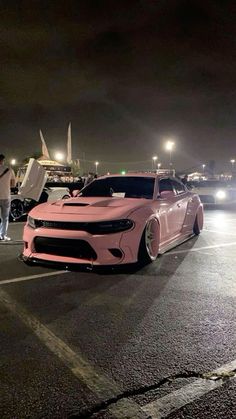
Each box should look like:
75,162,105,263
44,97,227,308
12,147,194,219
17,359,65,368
35,220,90,230
199,195,215,204
34,237,97,260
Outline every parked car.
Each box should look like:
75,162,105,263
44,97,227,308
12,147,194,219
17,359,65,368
22,172,203,267
188,180,236,205
10,158,71,221
10,186,70,221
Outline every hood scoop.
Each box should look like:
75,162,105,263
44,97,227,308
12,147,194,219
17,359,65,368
63,202,89,207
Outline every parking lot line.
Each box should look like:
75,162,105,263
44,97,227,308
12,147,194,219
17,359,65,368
142,360,236,418
0,240,23,245
0,286,147,418
166,241,236,255
203,229,236,236
0,270,68,286
205,218,236,222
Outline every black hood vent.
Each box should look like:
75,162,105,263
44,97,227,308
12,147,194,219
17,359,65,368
63,203,89,207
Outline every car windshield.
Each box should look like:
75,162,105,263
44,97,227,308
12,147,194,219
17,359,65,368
80,176,155,199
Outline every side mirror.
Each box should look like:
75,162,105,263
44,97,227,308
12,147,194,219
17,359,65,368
159,190,175,199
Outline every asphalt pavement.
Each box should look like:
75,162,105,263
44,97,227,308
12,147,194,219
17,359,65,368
1,207,236,418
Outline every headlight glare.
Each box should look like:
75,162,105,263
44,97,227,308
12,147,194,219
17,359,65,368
215,190,226,200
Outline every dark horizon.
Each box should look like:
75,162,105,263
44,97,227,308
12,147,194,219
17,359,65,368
1,1,236,172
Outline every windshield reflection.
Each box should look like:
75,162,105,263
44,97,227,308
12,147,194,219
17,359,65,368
80,176,155,199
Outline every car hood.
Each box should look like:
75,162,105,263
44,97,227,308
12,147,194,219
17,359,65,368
29,196,151,221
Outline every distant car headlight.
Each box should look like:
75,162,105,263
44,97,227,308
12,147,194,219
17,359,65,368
215,190,227,200
87,219,134,234
27,215,36,229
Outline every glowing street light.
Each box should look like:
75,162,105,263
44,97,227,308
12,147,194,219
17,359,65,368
202,164,206,173
157,163,161,170
230,159,235,172
152,155,158,170
165,140,175,168
11,159,16,166
55,152,64,162
95,161,99,174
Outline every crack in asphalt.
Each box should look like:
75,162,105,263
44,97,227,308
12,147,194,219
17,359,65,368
69,369,235,418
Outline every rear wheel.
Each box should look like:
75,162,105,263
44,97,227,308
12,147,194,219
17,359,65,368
10,199,25,221
138,218,159,264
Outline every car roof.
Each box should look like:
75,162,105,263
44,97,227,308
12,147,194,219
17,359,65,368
96,172,173,179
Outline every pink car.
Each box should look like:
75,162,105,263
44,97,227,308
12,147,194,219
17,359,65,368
22,173,203,267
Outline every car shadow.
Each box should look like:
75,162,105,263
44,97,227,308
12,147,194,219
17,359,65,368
0,234,202,386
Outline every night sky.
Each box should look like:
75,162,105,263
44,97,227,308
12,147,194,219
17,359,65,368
1,0,236,173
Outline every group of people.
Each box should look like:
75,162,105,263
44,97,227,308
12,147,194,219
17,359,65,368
0,154,16,241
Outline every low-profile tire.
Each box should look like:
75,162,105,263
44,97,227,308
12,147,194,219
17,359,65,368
10,199,25,221
138,218,159,265
62,194,70,199
193,215,201,236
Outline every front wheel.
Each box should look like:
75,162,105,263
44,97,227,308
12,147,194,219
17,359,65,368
193,208,203,235
10,199,25,221
138,218,159,264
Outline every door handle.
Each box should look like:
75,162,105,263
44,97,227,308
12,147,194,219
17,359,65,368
177,203,181,207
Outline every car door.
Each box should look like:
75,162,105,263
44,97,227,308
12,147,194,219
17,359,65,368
170,178,189,233
158,177,180,239
19,159,48,201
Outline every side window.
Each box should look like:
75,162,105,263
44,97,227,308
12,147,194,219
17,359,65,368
172,179,186,195
159,178,174,193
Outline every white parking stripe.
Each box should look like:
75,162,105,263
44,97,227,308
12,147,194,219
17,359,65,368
142,360,236,418
0,270,68,286
205,218,236,222
0,287,146,418
203,229,236,236
0,240,23,245
166,241,236,255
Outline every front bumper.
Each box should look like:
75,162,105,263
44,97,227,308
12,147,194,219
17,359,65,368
22,224,140,266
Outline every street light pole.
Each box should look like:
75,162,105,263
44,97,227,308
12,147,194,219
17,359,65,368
95,161,99,175
152,156,157,171
165,141,175,169
230,159,235,174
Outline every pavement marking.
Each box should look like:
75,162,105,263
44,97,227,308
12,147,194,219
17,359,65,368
192,250,214,256
203,229,236,236
0,240,23,245
142,359,236,418
0,286,147,418
0,270,68,286
205,218,236,223
166,241,236,255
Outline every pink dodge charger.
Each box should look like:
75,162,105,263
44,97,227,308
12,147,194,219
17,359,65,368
22,173,203,267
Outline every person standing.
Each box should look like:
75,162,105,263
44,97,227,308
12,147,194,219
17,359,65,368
0,154,16,241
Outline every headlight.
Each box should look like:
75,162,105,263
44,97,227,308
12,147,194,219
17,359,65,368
87,219,134,234
27,215,36,229
215,190,227,200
